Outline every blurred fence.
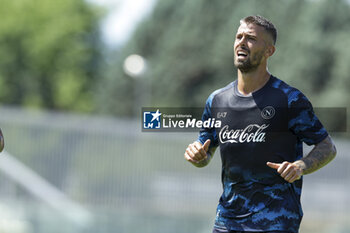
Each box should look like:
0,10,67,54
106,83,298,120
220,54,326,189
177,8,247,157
0,107,348,233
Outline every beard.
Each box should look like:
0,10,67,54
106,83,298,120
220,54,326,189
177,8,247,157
234,49,265,73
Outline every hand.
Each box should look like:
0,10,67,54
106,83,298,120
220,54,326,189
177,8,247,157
266,161,304,183
184,139,211,164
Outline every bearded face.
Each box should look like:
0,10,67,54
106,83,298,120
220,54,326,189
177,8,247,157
233,23,270,73
234,47,266,73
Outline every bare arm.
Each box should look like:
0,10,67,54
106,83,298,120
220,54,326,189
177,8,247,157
294,135,336,175
267,135,336,183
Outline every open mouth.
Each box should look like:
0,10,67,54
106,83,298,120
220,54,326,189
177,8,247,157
237,50,248,58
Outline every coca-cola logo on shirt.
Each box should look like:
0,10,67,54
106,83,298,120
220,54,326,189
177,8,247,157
219,124,269,144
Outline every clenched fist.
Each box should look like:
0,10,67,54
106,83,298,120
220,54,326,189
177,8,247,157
267,161,304,183
184,139,211,165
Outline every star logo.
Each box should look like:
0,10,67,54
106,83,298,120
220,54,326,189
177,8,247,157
150,109,161,122
143,109,162,129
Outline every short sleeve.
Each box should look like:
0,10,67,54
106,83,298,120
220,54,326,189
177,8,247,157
288,90,328,145
198,93,219,149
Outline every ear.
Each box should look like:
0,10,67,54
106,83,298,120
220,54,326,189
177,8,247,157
267,44,276,57
265,44,275,57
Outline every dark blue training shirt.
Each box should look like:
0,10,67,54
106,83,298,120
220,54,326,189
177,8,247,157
198,75,328,232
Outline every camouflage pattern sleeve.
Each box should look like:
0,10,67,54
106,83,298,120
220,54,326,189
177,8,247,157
287,90,328,145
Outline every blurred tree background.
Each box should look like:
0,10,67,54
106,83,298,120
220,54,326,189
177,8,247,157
0,0,103,112
97,0,350,126
0,1,349,232
0,0,349,122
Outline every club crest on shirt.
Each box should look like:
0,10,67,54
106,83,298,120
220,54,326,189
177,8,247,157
217,112,227,118
261,106,275,120
219,124,269,144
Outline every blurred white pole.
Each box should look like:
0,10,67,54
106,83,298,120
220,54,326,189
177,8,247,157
0,151,93,227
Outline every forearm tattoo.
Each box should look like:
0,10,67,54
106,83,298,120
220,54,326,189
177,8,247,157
296,136,336,175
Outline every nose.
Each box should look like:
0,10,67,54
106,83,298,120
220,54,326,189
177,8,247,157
240,37,248,47
235,36,247,49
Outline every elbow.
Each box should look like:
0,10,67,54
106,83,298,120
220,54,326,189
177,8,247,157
326,136,337,162
330,143,337,160
326,135,337,158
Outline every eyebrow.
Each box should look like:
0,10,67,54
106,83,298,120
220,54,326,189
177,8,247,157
235,32,257,39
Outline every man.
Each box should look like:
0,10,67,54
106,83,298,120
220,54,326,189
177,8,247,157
184,15,336,233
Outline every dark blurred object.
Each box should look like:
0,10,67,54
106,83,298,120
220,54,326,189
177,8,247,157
0,128,4,152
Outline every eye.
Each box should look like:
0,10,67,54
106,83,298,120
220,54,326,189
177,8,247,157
248,36,257,41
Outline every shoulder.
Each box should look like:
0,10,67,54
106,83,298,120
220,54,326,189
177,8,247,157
269,76,309,107
205,82,234,107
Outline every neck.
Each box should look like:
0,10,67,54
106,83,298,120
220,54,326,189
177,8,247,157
237,65,271,95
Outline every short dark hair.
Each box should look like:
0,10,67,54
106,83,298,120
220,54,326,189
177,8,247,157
240,15,277,45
